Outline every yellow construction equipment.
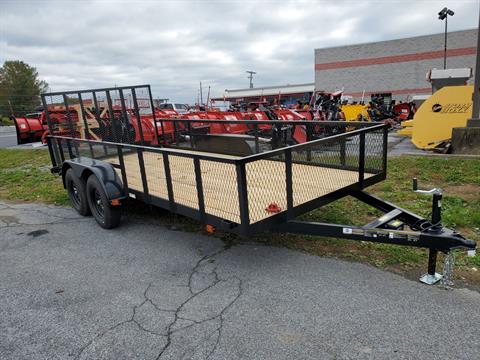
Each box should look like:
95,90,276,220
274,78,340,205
397,85,473,149
340,104,370,121
397,119,413,136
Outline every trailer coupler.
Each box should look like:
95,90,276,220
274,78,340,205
276,188,476,285
277,220,474,284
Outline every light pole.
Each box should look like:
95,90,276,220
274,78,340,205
438,7,454,69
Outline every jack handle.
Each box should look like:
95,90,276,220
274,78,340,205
412,178,442,196
412,178,443,232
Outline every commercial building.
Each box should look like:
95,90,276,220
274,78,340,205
214,29,477,105
314,29,477,100
212,83,314,106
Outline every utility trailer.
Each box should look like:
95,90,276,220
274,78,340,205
42,85,475,285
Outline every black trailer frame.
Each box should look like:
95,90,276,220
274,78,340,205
42,85,475,285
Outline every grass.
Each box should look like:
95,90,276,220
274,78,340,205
0,117,15,126
1,149,479,285
0,149,68,205
255,156,480,285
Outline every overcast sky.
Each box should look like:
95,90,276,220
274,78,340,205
1,0,478,103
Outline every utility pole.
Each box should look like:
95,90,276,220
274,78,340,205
246,70,256,88
206,86,211,110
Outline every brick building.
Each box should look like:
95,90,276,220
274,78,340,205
314,29,477,100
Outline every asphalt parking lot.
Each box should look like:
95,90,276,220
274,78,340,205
0,127,18,148
1,201,480,360
0,126,44,149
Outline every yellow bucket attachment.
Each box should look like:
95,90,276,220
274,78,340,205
340,104,370,121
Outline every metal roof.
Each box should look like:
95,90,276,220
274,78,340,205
213,83,314,100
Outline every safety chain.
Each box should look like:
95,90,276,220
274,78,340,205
441,251,455,289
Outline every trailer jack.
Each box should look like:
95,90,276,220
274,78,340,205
413,178,444,285
276,187,476,285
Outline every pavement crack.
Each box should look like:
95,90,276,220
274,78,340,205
187,247,225,295
73,319,131,360
74,282,166,360
70,241,241,360
156,244,242,359
144,284,177,313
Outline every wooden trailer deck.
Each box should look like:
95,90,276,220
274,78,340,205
107,151,374,224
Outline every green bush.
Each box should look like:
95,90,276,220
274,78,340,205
0,116,14,126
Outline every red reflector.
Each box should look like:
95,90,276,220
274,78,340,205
265,202,282,213
110,199,121,206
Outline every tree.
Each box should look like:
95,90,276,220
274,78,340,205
0,60,48,116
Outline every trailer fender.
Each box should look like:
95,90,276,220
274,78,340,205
61,158,125,201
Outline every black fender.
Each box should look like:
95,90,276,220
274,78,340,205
61,158,126,201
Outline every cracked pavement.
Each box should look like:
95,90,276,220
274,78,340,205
1,202,480,359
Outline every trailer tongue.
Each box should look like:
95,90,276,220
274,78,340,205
42,85,475,285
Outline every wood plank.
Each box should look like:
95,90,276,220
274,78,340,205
107,152,373,225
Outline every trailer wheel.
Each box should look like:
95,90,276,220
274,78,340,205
65,169,91,216
86,175,121,229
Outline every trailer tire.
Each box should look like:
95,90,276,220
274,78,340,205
65,169,91,216
86,175,121,229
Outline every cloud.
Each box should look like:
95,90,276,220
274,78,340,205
0,0,477,103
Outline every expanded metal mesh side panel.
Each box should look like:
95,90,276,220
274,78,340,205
43,94,80,139
290,132,361,206
63,93,83,140
74,141,94,159
90,142,118,161
119,152,143,193
245,154,287,224
89,90,110,142
364,129,385,174
200,160,240,224
96,144,123,166
142,152,168,199
94,88,137,145
54,138,72,160
292,137,360,170
49,138,63,165
43,85,156,146
52,136,122,166
169,156,199,210
119,87,157,145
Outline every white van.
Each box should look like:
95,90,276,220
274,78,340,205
158,103,189,113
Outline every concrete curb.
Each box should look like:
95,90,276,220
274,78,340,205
398,152,480,159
